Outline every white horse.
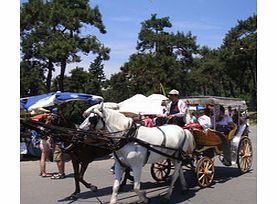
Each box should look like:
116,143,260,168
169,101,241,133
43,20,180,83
79,104,195,204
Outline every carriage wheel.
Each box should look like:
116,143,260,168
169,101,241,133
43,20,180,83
196,156,215,188
237,136,253,173
150,159,171,182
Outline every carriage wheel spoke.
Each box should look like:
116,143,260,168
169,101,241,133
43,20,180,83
241,160,245,171
159,170,164,178
244,143,248,154
206,173,212,180
241,158,246,170
199,165,205,173
156,170,161,179
196,157,214,188
151,160,171,182
198,173,205,181
208,163,213,170
203,162,207,169
237,137,253,173
204,176,209,185
201,177,206,186
245,158,250,169
244,159,248,170
161,170,165,178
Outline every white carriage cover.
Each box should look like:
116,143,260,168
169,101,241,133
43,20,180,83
118,94,168,115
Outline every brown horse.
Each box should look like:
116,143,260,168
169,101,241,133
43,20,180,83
44,112,113,200
21,112,132,200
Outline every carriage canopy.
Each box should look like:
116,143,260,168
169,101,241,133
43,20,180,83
182,96,248,110
118,94,168,115
20,91,103,112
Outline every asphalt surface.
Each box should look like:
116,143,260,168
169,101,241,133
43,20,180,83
20,126,257,204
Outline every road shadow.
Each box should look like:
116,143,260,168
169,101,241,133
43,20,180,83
57,185,112,203
115,178,199,204
57,174,198,204
148,166,245,203
57,179,172,203
57,166,247,204
20,154,40,161
183,165,246,188
213,166,243,184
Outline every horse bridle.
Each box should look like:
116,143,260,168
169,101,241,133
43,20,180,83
88,109,106,130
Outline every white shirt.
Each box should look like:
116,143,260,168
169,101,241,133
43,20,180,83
216,115,233,126
198,115,212,130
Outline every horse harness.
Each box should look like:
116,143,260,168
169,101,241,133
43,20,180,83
112,124,189,169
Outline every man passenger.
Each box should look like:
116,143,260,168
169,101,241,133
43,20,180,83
215,105,233,135
198,108,212,131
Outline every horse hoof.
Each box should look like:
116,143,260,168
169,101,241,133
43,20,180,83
90,185,98,192
140,191,150,204
68,193,79,200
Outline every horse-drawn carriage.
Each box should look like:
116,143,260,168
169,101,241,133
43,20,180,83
20,93,253,203
151,96,253,188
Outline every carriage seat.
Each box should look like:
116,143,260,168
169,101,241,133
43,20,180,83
226,122,237,140
192,128,222,146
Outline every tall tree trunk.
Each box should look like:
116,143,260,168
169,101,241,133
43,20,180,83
59,58,67,91
46,60,53,92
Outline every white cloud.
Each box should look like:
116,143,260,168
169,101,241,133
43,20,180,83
174,19,222,31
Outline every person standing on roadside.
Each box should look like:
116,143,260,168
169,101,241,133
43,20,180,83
30,114,52,178
45,108,66,179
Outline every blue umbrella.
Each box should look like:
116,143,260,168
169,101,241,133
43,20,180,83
20,92,103,112
20,100,27,110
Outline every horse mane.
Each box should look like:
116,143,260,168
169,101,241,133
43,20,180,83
103,108,133,131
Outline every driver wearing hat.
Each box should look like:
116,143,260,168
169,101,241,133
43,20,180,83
156,89,188,126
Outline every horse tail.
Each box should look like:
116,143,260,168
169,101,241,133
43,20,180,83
182,129,196,154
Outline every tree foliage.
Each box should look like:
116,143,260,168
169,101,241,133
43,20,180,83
105,14,256,109
20,61,46,97
106,14,199,99
220,15,257,107
20,4,257,110
20,0,109,94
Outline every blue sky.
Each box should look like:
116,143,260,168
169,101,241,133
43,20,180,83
20,0,257,78
86,0,257,78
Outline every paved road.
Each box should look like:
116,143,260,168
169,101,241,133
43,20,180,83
21,126,256,204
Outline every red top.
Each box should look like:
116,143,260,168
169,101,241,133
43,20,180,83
31,113,49,121
144,117,153,127
183,123,202,129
